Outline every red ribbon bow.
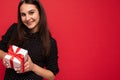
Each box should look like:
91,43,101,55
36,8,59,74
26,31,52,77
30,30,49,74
8,45,25,72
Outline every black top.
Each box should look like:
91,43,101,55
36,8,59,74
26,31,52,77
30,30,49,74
0,23,59,80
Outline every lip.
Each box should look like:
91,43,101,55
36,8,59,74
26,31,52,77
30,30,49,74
26,21,33,26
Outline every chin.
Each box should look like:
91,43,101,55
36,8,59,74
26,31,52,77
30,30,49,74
27,25,35,29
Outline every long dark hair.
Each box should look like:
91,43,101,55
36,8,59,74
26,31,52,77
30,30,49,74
9,0,51,56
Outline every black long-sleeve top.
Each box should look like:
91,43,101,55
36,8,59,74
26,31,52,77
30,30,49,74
0,23,59,80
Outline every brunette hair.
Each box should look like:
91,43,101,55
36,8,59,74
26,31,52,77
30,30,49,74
9,0,51,56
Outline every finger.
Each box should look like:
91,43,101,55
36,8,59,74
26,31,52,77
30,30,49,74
2,58,6,65
16,71,20,73
27,55,32,62
16,70,22,74
6,63,10,68
24,61,29,67
15,67,21,72
2,60,6,66
2,60,10,68
24,64,30,72
15,68,22,73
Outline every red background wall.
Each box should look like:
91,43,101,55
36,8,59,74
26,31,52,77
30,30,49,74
0,0,120,80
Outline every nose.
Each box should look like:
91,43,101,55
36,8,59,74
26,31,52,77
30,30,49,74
25,14,30,21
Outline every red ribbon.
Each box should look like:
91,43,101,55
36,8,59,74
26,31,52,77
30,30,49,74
8,45,25,72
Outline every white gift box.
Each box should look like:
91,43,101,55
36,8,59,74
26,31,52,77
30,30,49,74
4,45,28,72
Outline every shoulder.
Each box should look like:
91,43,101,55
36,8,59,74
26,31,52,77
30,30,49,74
2,23,18,40
8,23,17,31
50,37,57,45
3,23,17,36
50,37,58,51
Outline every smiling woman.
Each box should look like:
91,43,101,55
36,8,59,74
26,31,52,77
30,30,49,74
0,0,59,80
20,3,40,32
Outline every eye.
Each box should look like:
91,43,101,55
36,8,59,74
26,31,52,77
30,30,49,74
29,11,34,15
21,13,26,17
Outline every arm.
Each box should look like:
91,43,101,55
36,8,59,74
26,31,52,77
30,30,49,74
23,55,55,80
0,23,17,66
15,38,59,80
0,50,8,68
32,63,55,80
0,50,7,59
12,55,55,80
0,23,17,59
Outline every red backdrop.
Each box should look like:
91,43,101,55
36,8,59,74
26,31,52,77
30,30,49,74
0,0,120,80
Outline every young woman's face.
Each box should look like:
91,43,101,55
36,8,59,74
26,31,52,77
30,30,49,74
20,3,40,32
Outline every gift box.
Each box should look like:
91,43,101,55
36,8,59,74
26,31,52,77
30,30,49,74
4,45,28,72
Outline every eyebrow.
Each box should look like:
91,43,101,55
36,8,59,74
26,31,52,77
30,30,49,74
20,9,36,13
29,9,35,12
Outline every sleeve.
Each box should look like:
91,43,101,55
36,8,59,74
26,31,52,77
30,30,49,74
0,23,17,52
45,38,59,75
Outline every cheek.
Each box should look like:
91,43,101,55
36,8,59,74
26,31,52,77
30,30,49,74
34,13,40,20
36,16,40,23
21,17,25,22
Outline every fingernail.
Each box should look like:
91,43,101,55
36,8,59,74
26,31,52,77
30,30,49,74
15,68,17,71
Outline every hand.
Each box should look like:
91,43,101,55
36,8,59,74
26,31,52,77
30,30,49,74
2,55,10,68
14,55,34,73
24,55,35,72
3,55,22,73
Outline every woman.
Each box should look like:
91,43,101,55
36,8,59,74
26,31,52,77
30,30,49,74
0,0,59,80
